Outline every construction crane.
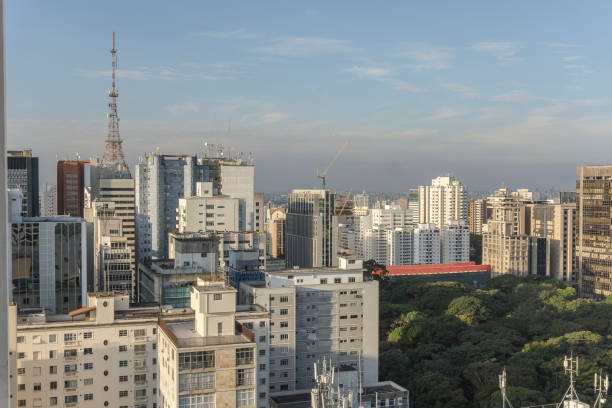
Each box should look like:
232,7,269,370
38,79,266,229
316,141,349,189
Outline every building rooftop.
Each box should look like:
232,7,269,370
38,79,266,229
269,267,362,276
192,283,236,293
161,320,252,348
375,262,491,276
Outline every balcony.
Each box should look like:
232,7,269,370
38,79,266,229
135,380,147,386
64,355,77,361
134,395,148,402
64,371,77,377
134,365,147,372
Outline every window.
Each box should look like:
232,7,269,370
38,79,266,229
84,363,93,370
83,332,92,339
17,368,25,375
259,336,266,343
178,351,215,370
64,349,77,358
64,364,77,374
49,350,56,359
50,380,57,389
280,296,288,303
18,401,25,407
349,277,356,283
119,330,128,337
33,383,41,391
119,390,128,398
119,375,128,382
280,334,289,341
218,322,223,336
280,384,289,391
134,344,146,354
84,394,93,401
237,389,255,407
236,368,254,386
259,321,266,327
259,349,266,356
214,293,222,300
280,321,288,328
119,345,127,352
16,336,24,343
179,393,215,408
119,360,128,367
334,278,342,283
280,309,288,315
84,348,93,355
236,348,254,366
179,372,215,392
64,333,77,342
320,279,328,284
64,380,77,389
84,378,93,385
49,397,57,406
280,359,289,366
18,384,25,391
134,329,146,337
259,363,266,371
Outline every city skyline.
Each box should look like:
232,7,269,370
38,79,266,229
7,1,612,192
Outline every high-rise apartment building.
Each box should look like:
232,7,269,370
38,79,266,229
576,165,612,297
441,220,470,263
159,280,259,408
286,189,338,268
468,199,487,234
11,292,171,408
266,206,286,259
9,190,87,314
482,189,531,277
8,149,38,217
38,184,56,217
413,224,441,264
56,160,86,217
177,187,242,234
92,200,133,294
418,174,467,228
239,258,379,393
407,189,419,223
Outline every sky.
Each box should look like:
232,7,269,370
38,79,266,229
6,1,612,193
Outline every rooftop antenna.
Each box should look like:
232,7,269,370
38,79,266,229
594,370,609,408
560,353,581,404
499,367,514,408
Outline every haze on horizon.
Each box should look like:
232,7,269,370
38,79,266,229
6,1,612,193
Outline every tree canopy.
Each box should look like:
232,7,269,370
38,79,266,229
379,276,612,407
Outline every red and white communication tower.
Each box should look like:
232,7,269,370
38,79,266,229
101,31,130,176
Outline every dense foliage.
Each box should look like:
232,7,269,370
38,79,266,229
379,275,612,407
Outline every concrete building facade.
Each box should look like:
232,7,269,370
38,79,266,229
39,184,56,217
441,220,470,264
468,199,487,235
266,207,286,259
56,160,86,217
418,174,467,229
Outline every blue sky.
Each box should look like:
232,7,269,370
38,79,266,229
6,1,612,192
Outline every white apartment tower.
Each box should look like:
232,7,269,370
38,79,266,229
39,184,56,217
441,220,470,263
419,174,467,228
413,224,441,264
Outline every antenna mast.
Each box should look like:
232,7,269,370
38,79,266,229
499,368,514,408
101,31,130,176
559,353,581,405
594,370,609,408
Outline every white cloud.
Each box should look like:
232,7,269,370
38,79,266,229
260,112,292,123
252,37,351,57
491,90,539,102
395,46,453,71
472,42,520,62
441,83,479,99
425,107,462,120
347,65,421,92
563,55,583,61
166,103,199,113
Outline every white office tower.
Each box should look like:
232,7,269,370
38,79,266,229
370,205,413,229
441,220,470,263
39,184,56,217
413,224,441,264
419,174,467,228
239,258,379,393
362,226,388,264
92,200,132,294
177,182,243,233
286,189,338,268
